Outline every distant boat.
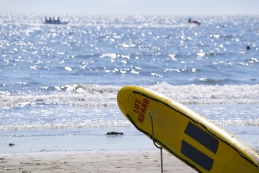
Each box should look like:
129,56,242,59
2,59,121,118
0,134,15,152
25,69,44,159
44,17,69,25
188,18,201,25
44,21,69,25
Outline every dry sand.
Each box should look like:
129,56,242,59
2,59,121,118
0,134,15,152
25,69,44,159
0,150,197,173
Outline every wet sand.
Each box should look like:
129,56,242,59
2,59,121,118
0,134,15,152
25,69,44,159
0,150,197,173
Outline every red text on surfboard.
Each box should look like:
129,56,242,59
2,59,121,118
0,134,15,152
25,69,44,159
133,98,149,123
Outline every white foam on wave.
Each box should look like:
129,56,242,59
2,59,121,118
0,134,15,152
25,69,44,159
1,84,259,130
2,118,259,131
0,120,132,131
1,83,259,108
148,82,259,104
1,104,259,130
213,119,259,127
0,105,132,130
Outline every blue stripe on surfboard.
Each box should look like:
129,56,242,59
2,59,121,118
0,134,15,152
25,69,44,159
181,140,214,171
184,122,219,154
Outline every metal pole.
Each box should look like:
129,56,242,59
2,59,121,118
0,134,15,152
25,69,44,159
149,111,163,173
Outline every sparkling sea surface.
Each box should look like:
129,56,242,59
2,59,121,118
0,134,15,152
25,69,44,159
0,14,259,152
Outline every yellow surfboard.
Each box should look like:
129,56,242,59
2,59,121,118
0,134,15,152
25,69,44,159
117,86,259,173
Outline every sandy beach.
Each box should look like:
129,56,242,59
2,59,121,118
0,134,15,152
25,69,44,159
0,127,258,173
0,150,197,173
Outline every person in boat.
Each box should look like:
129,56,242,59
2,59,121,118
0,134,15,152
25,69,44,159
52,17,60,22
49,17,52,22
45,16,49,22
188,18,200,25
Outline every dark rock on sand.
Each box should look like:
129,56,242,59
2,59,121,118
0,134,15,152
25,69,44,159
9,143,15,147
106,131,123,136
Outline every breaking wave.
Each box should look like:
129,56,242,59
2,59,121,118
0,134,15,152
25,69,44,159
1,83,259,108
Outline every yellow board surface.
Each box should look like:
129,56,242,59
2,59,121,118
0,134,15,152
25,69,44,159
117,86,259,173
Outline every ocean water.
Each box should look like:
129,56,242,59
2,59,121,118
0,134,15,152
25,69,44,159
0,14,259,152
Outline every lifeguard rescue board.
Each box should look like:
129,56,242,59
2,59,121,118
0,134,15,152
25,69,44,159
117,86,259,173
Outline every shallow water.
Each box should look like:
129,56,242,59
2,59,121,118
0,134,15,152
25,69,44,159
1,125,258,153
